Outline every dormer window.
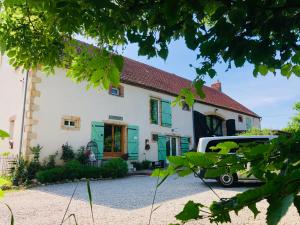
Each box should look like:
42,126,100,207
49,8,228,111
111,87,120,96
109,85,124,97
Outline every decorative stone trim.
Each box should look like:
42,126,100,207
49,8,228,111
22,70,41,159
61,115,81,131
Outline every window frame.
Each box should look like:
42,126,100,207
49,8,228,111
109,85,124,97
238,115,243,123
61,116,80,131
103,124,125,157
150,97,160,125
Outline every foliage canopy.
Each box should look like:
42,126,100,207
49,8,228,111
0,0,299,100
153,132,300,224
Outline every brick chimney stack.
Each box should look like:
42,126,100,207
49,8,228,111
211,80,222,92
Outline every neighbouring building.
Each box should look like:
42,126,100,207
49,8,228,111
0,54,261,163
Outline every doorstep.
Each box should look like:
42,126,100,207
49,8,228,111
128,169,153,176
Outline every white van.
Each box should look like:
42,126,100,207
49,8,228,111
196,135,277,187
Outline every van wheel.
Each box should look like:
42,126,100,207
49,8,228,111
217,174,237,187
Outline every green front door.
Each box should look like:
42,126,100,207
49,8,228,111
127,125,139,160
91,121,104,159
166,136,177,157
158,135,167,161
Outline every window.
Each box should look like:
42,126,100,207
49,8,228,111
150,98,159,124
238,115,243,123
246,118,253,130
61,116,80,130
182,102,190,111
109,85,124,97
206,115,223,136
152,133,158,142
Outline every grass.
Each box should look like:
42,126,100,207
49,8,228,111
0,176,12,187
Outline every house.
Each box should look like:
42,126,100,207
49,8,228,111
0,54,261,163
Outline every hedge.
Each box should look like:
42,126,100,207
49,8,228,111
36,158,128,183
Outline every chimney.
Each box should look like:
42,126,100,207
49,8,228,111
211,80,222,92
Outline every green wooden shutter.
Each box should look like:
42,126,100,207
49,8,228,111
180,137,189,155
161,100,172,127
127,125,139,160
158,135,167,161
91,121,104,159
246,118,252,130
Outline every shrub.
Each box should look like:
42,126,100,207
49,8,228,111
46,152,58,169
102,158,128,178
27,161,42,180
36,160,103,183
30,145,43,162
61,143,75,162
76,146,89,164
132,160,152,170
36,158,128,183
36,167,67,183
0,176,12,190
131,161,142,170
141,160,151,169
11,157,28,185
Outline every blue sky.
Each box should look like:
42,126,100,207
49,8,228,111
120,39,300,129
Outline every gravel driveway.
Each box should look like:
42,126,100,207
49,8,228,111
0,175,299,225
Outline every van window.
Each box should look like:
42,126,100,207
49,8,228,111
205,138,269,153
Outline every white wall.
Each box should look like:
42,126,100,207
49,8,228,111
31,69,194,162
0,56,25,155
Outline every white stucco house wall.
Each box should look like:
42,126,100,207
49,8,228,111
0,54,261,164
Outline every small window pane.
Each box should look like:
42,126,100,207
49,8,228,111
111,87,120,96
69,121,75,127
64,120,69,126
150,99,159,124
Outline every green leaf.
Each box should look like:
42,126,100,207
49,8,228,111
281,63,292,78
248,203,260,219
112,55,124,72
258,64,268,76
210,141,239,154
193,79,206,99
292,65,300,77
294,195,300,215
185,152,215,168
234,57,246,67
158,46,169,60
0,129,9,139
7,49,16,58
109,66,120,85
167,156,186,166
175,201,200,222
87,180,94,223
0,189,4,199
204,167,227,178
267,194,294,225
207,68,216,78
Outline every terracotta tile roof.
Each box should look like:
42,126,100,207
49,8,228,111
121,57,260,118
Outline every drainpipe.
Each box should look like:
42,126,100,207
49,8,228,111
18,70,29,158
